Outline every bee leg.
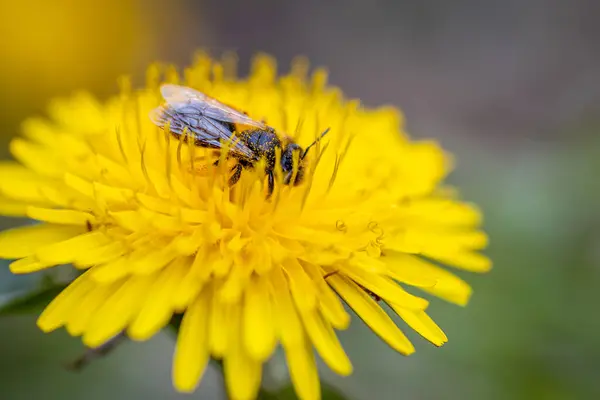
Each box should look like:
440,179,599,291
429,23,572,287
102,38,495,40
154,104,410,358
229,163,243,186
266,170,275,198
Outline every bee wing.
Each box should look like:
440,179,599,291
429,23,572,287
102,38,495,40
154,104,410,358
150,105,256,159
160,84,268,129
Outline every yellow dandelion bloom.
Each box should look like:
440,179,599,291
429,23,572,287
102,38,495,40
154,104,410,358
0,53,490,400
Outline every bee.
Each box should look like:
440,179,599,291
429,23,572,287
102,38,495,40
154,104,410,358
150,84,329,196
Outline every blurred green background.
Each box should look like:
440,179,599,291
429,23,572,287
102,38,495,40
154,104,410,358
1,0,599,399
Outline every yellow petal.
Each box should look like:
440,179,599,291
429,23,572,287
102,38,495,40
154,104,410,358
208,287,233,358
0,198,29,216
302,261,350,330
343,263,429,310
170,175,196,207
64,172,94,198
145,166,171,198
426,250,492,272
39,184,84,209
0,224,85,259
9,256,54,274
379,253,437,288
136,193,176,215
180,208,209,224
300,308,352,376
392,227,490,266
327,273,415,355
24,119,91,156
35,231,111,264
10,138,64,177
89,244,173,282
172,257,205,311
388,253,472,306
223,308,262,400
89,256,132,283
109,210,149,231
37,271,96,332
402,198,482,227
26,206,96,225
95,154,134,187
243,276,277,361
284,340,321,400
65,283,114,336
171,229,205,255
139,207,186,232
283,258,317,311
218,263,251,303
127,258,188,340
83,275,153,347
394,140,449,197
47,92,106,135
172,288,211,393
93,182,135,206
318,284,351,330
0,163,56,205
391,307,448,347
270,268,304,347
73,241,126,267
274,224,343,244
129,246,179,275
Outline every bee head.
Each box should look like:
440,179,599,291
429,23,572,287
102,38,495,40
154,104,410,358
281,127,330,186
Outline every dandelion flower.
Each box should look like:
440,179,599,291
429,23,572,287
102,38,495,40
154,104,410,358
0,53,491,400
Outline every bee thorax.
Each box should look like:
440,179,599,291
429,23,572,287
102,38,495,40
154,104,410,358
239,129,282,168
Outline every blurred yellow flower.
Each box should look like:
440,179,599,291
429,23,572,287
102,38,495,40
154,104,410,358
0,53,491,400
0,0,153,134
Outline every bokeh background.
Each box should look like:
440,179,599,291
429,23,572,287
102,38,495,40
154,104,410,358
1,0,599,399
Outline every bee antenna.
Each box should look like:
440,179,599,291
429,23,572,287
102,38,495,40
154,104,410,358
301,127,330,160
